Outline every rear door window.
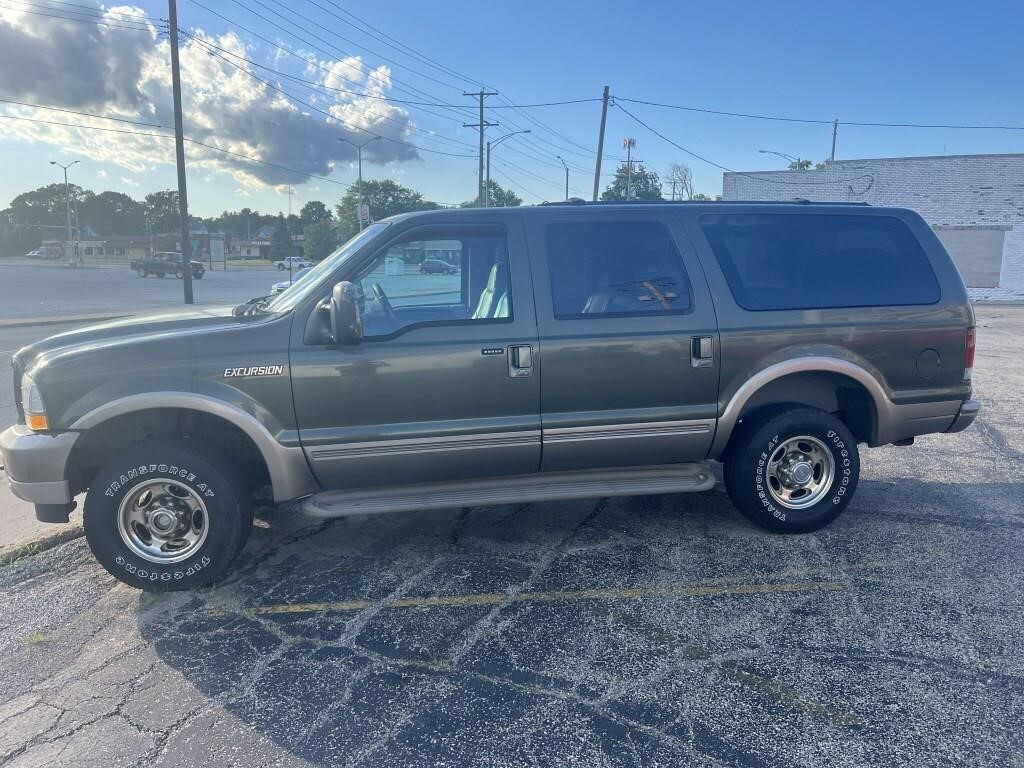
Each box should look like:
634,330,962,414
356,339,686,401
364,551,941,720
545,221,692,318
699,213,941,310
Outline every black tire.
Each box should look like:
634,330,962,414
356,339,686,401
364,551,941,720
194,271,204,280
83,439,253,591
278,263,286,271
136,268,147,278
724,407,860,534
156,271,165,278
174,267,183,279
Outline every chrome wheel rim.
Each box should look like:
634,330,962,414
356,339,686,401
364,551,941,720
765,436,835,509
117,479,209,564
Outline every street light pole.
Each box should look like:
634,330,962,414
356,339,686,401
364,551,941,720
485,129,531,207
758,149,800,165
557,156,569,201
338,135,382,230
623,138,636,200
50,160,79,263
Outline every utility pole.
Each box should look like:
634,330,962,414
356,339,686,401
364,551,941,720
557,156,569,200
167,0,193,304
623,138,636,200
592,86,610,201
338,135,381,230
831,119,839,162
49,160,79,264
464,90,498,205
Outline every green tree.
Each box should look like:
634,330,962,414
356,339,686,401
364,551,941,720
8,183,89,227
79,191,145,235
692,192,713,201
269,215,292,262
459,180,521,208
304,220,338,261
143,190,180,234
601,163,663,201
300,200,332,225
788,159,813,171
335,180,440,241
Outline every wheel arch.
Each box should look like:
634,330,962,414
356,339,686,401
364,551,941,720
711,358,889,460
69,394,317,502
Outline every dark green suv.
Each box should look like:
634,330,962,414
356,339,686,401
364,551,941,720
1,202,979,590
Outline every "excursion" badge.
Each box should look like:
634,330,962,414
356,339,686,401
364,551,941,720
223,365,285,378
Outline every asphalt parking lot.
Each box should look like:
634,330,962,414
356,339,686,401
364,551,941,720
0,305,1021,767
0,263,279,321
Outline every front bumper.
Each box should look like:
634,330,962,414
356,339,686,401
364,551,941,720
945,399,981,434
0,425,78,507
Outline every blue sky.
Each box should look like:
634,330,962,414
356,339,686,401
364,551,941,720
1,0,1022,218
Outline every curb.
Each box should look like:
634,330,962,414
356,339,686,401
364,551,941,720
0,524,85,568
0,313,130,329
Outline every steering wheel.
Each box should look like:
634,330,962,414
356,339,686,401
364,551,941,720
370,282,397,323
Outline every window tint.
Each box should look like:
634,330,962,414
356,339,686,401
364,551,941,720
700,214,940,310
354,232,511,338
545,221,691,318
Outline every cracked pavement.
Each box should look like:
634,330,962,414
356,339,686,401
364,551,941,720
0,307,1022,767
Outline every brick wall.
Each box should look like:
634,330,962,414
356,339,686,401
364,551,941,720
722,154,1024,293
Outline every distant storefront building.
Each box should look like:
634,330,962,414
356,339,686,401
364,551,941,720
721,153,1024,298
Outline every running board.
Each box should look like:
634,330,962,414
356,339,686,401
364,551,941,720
301,463,716,518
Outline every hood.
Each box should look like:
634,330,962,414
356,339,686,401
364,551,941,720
13,306,257,374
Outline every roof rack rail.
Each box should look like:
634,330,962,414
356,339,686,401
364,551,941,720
538,199,871,206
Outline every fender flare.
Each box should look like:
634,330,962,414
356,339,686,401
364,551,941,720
70,393,317,502
710,357,891,459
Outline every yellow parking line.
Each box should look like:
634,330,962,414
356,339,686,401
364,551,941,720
211,580,845,618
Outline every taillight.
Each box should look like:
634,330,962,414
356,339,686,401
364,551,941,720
964,327,976,381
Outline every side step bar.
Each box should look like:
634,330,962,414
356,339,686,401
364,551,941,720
302,463,716,518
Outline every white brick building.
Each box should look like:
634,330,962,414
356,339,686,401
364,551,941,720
722,153,1024,300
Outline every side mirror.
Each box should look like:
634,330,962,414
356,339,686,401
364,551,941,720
330,281,363,345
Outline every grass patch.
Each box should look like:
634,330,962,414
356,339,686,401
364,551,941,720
25,631,49,646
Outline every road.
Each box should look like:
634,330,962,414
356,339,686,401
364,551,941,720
0,307,1021,766
0,263,280,321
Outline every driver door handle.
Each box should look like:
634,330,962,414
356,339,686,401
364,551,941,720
509,345,533,377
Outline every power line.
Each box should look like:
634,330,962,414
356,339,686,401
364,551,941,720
616,96,1024,131
182,35,476,158
0,2,155,30
182,32,477,153
0,111,357,188
4,0,157,24
612,101,874,188
225,0,477,123
0,98,167,128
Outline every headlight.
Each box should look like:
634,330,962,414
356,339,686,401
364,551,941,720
21,373,48,431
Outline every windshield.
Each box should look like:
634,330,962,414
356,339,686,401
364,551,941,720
263,222,390,313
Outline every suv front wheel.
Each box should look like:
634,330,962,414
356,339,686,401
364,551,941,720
724,408,860,533
83,439,253,590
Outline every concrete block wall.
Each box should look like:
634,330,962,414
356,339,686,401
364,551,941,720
722,154,1024,295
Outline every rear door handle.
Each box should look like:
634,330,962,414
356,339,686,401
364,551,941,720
509,345,533,377
691,336,713,368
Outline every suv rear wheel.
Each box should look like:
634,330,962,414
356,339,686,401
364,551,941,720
724,408,860,533
83,438,253,591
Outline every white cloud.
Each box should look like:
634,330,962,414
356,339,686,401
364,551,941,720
0,5,420,187
96,169,107,178
120,176,140,187
234,187,251,197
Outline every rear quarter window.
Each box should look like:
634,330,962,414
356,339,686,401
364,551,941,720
699,213,941,310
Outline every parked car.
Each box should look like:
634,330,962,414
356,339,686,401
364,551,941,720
275,256,312,271
270,266,311,296
24,249,44,259
419,258,458,274
2,201,979,590
130,252,204,279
